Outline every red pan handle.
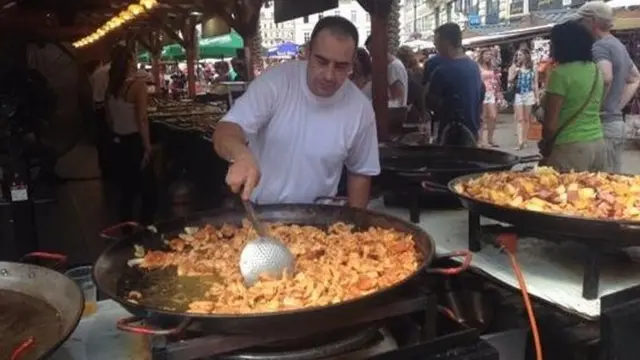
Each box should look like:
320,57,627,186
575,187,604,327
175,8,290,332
117,316,191,336
100,221,143,241
20,252,67,267
426,250,473,275
11,337,35,360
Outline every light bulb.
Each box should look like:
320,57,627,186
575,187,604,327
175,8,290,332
140,0,157,10
119,10,133,21
128,4,144,15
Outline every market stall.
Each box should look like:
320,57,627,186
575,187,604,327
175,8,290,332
147,99,228,210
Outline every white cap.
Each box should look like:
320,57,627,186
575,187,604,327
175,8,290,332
571,1,614,29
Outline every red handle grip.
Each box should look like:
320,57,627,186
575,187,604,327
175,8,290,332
11,337,35,360
100,221,143,241
20,252,67,267
426,250,473,276
116,316,190,336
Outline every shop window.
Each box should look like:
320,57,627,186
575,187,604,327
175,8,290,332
351,10,357,22
303,16,309,23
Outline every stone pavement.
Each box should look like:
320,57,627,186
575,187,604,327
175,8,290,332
489,114,640,174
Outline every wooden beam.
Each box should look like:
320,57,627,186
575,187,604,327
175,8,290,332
368,1,390,141
182,16,197,98
148,12,184,46
0,23,95,40
136,30,162,54
137,36,153,53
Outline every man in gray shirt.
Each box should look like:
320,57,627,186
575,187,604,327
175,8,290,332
573,2,640,173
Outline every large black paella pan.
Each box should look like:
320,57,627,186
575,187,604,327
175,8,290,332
448,172,640,245
94,204,471,335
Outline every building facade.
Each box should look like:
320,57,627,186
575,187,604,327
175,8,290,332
401,0,436,41
402,0,582,40
290,0,371,46
259,5,296,47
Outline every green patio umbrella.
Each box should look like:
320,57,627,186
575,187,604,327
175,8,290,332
156,31,244,62
161,43,185,61
199,30,244,58
137,52,150,63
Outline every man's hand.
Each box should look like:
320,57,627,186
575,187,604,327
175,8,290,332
226,153,261,201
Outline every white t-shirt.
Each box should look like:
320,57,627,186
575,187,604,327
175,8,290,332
361,81,372,100
91,64,110,103
388,56,408,108
222,60,381,205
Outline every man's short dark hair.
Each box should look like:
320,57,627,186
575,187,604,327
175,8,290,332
365,35,372,47
435,23,462,48
309,16,359,50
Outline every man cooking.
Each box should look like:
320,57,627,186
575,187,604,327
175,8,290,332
212,16,380,208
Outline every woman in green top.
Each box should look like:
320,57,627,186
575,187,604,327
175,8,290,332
543,21,606,172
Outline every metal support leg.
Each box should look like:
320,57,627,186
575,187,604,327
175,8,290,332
409,194,420,223
582,249,601,300
420,294,438,341
468,211,482,252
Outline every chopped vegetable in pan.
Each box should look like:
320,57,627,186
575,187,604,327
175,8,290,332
125,221,421,314
454,167,640,220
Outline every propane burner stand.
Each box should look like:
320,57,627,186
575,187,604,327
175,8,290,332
467,211,604,300
151,294,437,360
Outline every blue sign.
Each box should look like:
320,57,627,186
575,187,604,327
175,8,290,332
485,13,499,24
469,14,481,26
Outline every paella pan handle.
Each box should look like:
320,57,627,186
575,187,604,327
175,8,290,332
421,180,449,192
618,223,640,234
19,252,67,267
116,316,191,336
100,221,144,241
10,337,35,360
426,250,473,275
314,196,349,206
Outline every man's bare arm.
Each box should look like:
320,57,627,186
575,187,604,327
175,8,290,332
346,172,371,208
621,64,640,108
597,60,614,101
389,80,404,102
212,122,252,162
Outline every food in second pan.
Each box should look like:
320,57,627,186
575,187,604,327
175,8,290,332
453,167,640,220
125,222,421,314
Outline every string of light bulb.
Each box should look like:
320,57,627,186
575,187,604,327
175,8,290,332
72,0,158,48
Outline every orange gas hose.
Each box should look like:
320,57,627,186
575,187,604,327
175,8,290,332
502,245,543,360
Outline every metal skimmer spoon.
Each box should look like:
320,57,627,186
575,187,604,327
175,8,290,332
239,200,295,287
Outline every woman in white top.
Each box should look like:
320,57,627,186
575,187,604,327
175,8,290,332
106,46,156,224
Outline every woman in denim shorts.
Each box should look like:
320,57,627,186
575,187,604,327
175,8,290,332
508,49,539,149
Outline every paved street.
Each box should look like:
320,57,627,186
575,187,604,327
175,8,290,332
489,114,640,174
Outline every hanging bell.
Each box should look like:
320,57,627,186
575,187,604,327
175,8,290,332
201,15,230,38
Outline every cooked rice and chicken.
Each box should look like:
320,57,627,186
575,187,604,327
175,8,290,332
127,222,421,314
453,167,640,220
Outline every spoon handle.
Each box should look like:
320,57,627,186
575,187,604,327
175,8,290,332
242,200,269,238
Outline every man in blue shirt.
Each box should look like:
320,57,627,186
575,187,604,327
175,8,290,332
422,23,483,146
